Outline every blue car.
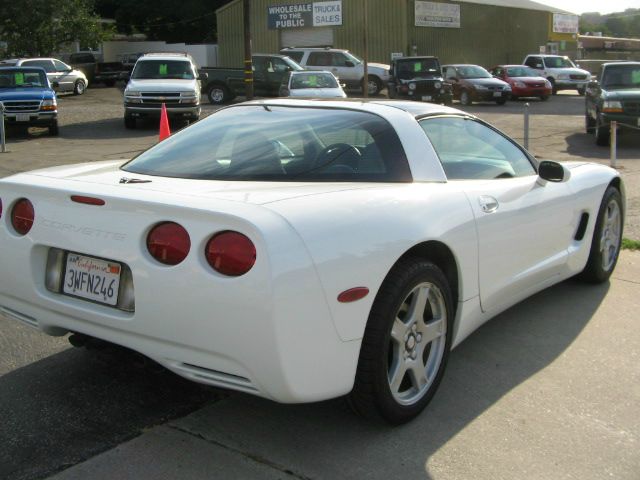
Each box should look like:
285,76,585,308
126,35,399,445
0,66,58,135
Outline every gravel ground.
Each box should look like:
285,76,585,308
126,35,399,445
1,86,639,240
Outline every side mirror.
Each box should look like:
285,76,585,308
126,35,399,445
52,81,60,88
538,160,570,183
344,61,355,68
199,72,209,81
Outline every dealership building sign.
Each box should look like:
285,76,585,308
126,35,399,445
268,1,342,29
415,1,460,28
552,13,579,34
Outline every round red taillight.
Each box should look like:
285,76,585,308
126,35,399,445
12,199,35,235
146,222,191,265
205,231,256,276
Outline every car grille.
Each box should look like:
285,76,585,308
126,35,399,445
570,74,587,80
623,101,640,115
140,92,182,104
1,100,41,113
414,83,439,94
527,82,546,88
486,86,506,91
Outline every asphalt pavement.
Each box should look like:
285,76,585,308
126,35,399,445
0,87,638,479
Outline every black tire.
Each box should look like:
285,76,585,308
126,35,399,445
443,96,453,106
496,97,507,105
104,80,116,87
548,78,557,95
74,80,86,95
577,186,623,283
348,257,453,424
459,90,472,106
540,95,550,101
585,111,596,133
208,84,232,105
124,115,136,129
577,86,586,96
48,121,59,136
595,117,610,146
367,76,382,96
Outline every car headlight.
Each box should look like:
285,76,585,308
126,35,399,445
603,100,623,113
40,99,57,111
434,82,441,89
125,90,142,103
180,92,198,104
544,80,552,88
514,81,526,88
408,83,416,91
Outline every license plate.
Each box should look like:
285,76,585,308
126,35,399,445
63,253,121,306
16,113,30,122
493,92,502,97
422,95,432,101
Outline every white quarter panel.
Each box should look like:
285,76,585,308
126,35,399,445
266,182,478,342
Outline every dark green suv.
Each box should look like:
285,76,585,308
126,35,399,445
585,62,640,146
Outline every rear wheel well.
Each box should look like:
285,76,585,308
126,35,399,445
397,241,459,308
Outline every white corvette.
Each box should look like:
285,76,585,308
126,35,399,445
0,99,624,424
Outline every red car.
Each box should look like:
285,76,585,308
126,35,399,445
490,65,552,101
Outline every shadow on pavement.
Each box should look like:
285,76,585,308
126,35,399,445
0,345,223,480
566,132,640,160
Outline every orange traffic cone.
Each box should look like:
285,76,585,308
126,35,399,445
159,103,171,141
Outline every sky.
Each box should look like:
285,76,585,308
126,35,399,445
535,0,639,15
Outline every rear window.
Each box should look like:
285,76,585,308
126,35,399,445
122,106,412,182
396,59,440,79
131,60,194,79
290,73,338,89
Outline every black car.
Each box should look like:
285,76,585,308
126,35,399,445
585,62,640,146
387,56,452,104
443,64,511,105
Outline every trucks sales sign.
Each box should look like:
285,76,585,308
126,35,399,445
415,1,460,28
268,1,342,29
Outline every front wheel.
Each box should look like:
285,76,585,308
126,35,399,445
595,118,610,146
348,258,453,424
540,95,550,101
366,76,382,96
124,115,136,129
577,186,623,283
48,121,59,136
548,78,557,95
74,80,86,95
496,97,507,105
585,111,596,133
577,86,586,96
459,90,472,106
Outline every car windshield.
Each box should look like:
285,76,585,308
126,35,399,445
0,69,48,88
396,59,440,79
457,66,491,79
603,65,640,89
290,72,338,89
122,105,411,182
506,66,538,77
543,56,575,68
131,60,194,80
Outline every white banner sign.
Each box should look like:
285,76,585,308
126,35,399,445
313,0,342,26
553,13,579,34
415,1,460,28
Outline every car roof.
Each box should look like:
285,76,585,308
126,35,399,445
236,98,463,118
0,66,47,73
442,64,483,68
138,53,193,62
603,61,640,67
253,53,291,59
281,47,349,52
394,56,438,60
290,70,334,75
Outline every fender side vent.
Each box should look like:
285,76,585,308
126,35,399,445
574,212,589,241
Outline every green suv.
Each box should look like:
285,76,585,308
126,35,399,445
585,62,640,146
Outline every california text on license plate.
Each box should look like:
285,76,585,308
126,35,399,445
63,253,121,306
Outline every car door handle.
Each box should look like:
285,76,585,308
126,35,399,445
479,195,499,213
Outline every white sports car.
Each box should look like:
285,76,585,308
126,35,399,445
0,99,624,424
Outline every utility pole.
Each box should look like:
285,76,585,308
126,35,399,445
243,0,254,100
362,0,369,98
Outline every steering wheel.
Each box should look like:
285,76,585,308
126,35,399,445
314,143,361,171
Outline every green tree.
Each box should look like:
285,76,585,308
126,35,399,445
0,0,112,57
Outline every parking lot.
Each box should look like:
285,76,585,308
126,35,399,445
1,87,639,480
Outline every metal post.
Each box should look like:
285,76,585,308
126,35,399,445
610,121,617,168
0,102,6,153
523,102,530,151
362,0,369,98
243,0,253,101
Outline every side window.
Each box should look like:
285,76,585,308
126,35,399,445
419,116,536,180
493,67,502,77
53,60,69,72
329,53,348,67
286,51,304,63
271,58,289,73
524,57,537,68
444,67,456,79
307,52,329,66
22,60,55,72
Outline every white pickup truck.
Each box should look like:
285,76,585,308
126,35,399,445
280,47,390,96
523,54,591,95
123,53,205,129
